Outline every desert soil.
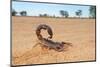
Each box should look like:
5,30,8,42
12,16,96,65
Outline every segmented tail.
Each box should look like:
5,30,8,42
36,24,53,40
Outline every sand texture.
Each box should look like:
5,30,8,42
12,16,96,65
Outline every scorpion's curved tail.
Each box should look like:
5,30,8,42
36,24,53,40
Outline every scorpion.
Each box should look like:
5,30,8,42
34,24,72,52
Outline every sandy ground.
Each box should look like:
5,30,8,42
12,16,96,65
